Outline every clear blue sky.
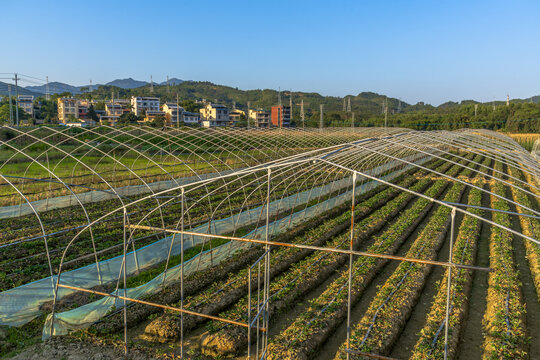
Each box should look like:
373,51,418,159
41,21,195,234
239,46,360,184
2,0,539,105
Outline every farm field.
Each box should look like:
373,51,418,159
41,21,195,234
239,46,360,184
0,127,539,360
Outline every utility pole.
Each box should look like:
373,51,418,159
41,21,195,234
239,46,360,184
176,93,180,128
46,76,50,100
319,104,324,130
347,97,351,113
300,99,305,129
351,112,355,128
384,97,388,129
474,104,478,117
289,92,293,125
150,75,154,93
247,101,251,128
13,73,20,126
8,84,13,125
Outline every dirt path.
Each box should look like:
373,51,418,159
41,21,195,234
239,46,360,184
8,337,150,360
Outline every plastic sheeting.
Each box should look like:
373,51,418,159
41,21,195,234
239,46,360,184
41,155,429,338
0,155,427,334
0,169,238,219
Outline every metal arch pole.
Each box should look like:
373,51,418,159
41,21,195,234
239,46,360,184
123,207,128,356
256,261,261,359
444,207,456,360
313,157,540,247
263,167,272,355
248,265,252,359
347,172,357,359
180,187,185,357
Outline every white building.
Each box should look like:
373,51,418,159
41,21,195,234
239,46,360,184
182,111,200,125
130,96,160,116
18,96,34,117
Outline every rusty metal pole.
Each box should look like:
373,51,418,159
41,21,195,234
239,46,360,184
247,266,252,359
346,172,357,360
444,207,457,360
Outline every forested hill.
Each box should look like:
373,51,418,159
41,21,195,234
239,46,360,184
82,81,408,115
76,81,539,132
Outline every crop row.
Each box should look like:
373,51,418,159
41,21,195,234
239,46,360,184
482,162,527,359
335,156,482,357
507,165,540,299
0,169,358,290
212,177,439,356
141,166,432,344
263,160,471,359
87,163,426,337
411,157,492,359
0,168,337,244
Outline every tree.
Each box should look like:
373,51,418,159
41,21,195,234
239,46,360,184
87,105,99,121
181,100,203,113
117,112,139,125
36,98,58,124
67,114,80,123
0,104,13,124
150,114,166,128
0,102,29,125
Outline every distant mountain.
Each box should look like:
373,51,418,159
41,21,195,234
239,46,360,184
510,95,540,104
0,81,41,97
160,78,184,86
105,78,148,89
25,81,84,95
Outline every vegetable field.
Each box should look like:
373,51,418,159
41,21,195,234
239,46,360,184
0,126,539,360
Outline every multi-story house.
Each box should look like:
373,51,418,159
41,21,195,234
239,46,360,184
182,111,200,126
229,109,245,124
57,98,79,123
130,96,160,116
144,110,168,125
199,103,230,127
105,103,124,117
162,103,184,125
18,96,34,117
248,109,271,128
271,105,291,128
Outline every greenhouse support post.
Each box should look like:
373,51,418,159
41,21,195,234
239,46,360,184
444,207,456,360
347,172,357,359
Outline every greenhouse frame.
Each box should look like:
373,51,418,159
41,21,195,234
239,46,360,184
0,126,539,359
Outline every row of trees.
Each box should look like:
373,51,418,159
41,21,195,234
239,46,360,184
298,102,540,133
